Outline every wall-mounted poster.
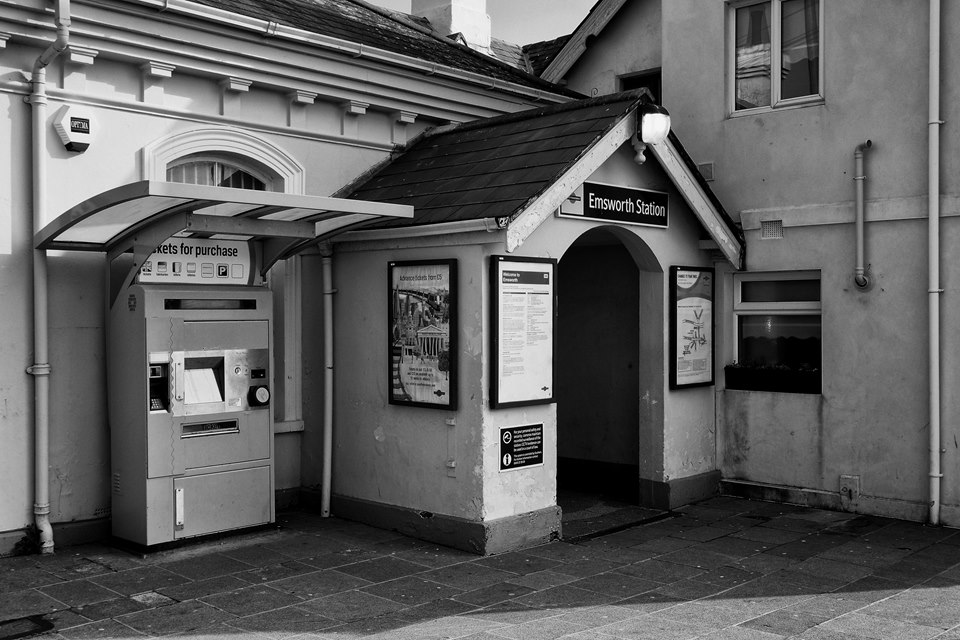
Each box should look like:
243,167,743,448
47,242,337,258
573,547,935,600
670,266,715,389
490,256,557,408
388,260,457,409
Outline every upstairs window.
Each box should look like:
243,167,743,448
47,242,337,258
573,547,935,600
731,0,822,112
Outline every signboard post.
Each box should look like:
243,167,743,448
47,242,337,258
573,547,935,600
490,256,556,408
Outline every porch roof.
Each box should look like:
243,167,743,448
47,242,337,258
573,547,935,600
341,90,744,267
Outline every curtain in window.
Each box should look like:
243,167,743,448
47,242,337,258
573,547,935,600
167,161,266,191
781,0,819,100
735,4,772,109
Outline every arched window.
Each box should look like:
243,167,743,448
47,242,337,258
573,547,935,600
166,156,267,191
142,127,305,194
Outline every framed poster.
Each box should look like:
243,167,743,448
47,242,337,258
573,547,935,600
388,259,457,409
670,266,715,389
490,255,557,408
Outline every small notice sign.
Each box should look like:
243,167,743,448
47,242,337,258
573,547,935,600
499,424,544,472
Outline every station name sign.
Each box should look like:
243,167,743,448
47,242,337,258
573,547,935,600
559,182,669,228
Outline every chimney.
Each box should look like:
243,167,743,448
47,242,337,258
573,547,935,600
412,0,492,54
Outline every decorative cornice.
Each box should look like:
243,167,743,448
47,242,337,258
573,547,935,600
342,100,369,116
290,90,318,105
219,77,252,92
140,61,175,77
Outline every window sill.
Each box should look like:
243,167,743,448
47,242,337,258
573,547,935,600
729,98,825,118
724,365,821,394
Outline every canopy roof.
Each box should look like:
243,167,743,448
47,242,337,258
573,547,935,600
35,180,412,270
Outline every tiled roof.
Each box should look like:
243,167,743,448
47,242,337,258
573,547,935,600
490,37,527,72
523,35,572,77
189,0,571,94
343,92,644,228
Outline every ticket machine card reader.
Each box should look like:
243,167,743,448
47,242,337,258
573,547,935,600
148,363,169,412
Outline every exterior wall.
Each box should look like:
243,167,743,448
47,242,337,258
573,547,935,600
563,0,662,97
0,0,566,551
327,142,721,550
557,0,960,523
658,1,960,522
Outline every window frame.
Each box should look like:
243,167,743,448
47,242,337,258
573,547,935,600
732,270,822,368
166,155,271,191
727,0,824,115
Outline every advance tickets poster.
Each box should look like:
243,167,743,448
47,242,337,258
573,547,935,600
388,260,457,409
490,256,557,408
670,266,715,388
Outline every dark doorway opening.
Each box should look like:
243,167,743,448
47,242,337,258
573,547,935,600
557,232,640,508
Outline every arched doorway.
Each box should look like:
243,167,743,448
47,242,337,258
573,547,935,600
556,227,664,532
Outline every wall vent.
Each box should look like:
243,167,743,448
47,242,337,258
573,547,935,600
760,219,784,240
697,162,715,181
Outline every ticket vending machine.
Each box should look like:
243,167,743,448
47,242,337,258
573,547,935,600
107,241,275,547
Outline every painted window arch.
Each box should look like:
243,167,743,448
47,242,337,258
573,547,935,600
141,127,305,194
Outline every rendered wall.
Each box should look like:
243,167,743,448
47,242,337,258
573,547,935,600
0,0,556,549
562,0,662,97
656,1,960,522
327,143,722,540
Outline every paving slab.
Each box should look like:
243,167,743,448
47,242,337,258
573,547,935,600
3,496,960,640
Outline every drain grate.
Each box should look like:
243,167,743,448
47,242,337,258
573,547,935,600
0,616,54,640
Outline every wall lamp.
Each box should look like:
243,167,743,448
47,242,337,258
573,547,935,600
632,102,671,164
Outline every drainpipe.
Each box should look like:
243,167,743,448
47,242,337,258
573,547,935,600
320,246,335,517
853,140,872,289
928,0,943,526
28,0,70,554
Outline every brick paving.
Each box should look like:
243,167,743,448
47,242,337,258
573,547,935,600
3,497,960,639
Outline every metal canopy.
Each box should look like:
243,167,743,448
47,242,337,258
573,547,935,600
35,180,413,266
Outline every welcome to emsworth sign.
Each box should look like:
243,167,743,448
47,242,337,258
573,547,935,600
559,181,669,228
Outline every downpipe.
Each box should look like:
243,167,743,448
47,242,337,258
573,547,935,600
928,0,943,526
28,0,71,554
320,248,335,517
853,140,872,289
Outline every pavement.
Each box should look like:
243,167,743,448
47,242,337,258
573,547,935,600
3,496,960,640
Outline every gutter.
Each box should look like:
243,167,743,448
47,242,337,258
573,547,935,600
27,0,71,554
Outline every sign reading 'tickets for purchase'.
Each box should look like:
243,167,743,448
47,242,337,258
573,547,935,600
559,181,669,228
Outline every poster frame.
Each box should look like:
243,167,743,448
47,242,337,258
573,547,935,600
669,265,715,389
489,255,557,409
387,259,458,410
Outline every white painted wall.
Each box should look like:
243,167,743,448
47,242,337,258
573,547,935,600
0,0,566,549
324,142,720,529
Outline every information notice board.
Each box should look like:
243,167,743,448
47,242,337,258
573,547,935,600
499,424,544,472
490,256,556,408
669,265,715,388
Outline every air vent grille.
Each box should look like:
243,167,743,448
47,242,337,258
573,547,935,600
760,219,784,240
